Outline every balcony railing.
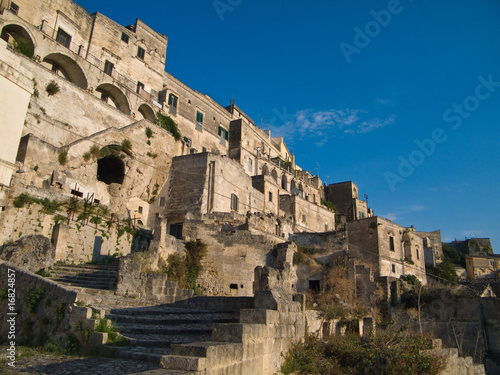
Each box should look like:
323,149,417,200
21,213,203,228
37,20,157,103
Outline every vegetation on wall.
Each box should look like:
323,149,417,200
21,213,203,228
45,81,60,96
58,150,68,165
156,112,181,140
166,240,208,292
280,333,445,375
12,38,34,58
320,198,337,213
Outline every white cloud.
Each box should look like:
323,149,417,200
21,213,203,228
265,107,395,146
462,230,481,238
383,213,398,221
410,205,425,212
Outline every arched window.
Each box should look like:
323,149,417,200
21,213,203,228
271,169,278,184
281,174,288,190
261,164,269,176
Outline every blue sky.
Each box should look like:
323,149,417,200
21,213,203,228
78,0,500,250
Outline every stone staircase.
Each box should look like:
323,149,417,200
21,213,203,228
102,304,241,365
48,262,119,290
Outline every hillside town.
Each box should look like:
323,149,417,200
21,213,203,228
0,0,498,374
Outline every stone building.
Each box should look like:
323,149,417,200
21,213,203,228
465,254,500,280
347,217,427,283
414,229,443,266
448,238,494,255
324,181,374,221
0,0,434,289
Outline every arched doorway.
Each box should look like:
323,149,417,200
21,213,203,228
96,83,131,115
42,53,88,89
1,24,34,57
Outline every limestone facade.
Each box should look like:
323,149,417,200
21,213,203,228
0,0,435,285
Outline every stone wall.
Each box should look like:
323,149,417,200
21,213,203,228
0,260,78,348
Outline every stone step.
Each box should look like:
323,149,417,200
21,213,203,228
106,313,238,325
115,322,213,335
108,307,236,316
51,279,117,290
170,341,242,360
49,269,118,278
51,263,119,272
50,273,118,283
160,355,208,372
122,333,212,348
102,345,169,363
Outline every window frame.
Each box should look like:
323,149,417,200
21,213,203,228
121,32,129,44
56,27,71,49
104,60,114,76
136,81,144,94
196,111,204,131
9,2,19,15
137,46,145,60
230,193,239,211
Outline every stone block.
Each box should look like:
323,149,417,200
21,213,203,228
160,355,208,371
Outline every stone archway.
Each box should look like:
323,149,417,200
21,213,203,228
96,83,131,115
1,24,35,57
43,52,88,89
138,103,155,122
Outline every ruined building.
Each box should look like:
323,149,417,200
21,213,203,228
0,0,440,294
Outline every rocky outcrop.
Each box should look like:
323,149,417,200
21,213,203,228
0,235,55,273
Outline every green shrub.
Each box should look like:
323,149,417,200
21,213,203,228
58,150,68,165
12,38,34,58
25,285,44,313
13,193,34,208
145,127,153,138
121,139,132,152
45,81,60,96
156,112,181,140
400,274,419,285
281,333,445,375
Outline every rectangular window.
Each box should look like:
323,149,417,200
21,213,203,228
168,93,178,115
202,146,207,153
56,28,71,48
196,111,203,131
218,126,228,146
136,81,144,94
9,2,19,15
389,236,395,251
302,214,307,223
248,158,253,172
159,197,166,207
392,264,396,273
138,206,143,214
433,238,438,244
359,211,365,219
104,60,114,75
121,32,129,44
137,46,145,60
231,194,239,211
416,249,419,260
269,192,273,202
325,224,329,232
